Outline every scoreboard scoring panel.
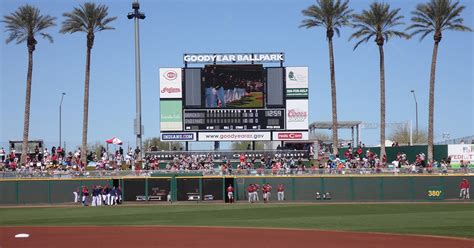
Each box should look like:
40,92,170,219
184,109,285,131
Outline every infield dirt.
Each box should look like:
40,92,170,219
1,226,473,248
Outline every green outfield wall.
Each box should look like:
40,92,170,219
0,175,472,205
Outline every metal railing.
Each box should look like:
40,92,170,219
0,167,472,179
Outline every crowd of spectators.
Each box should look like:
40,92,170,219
0,145,141,173
0,143,471,176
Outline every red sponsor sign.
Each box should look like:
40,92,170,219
277,133,303,140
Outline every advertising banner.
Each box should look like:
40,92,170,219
160,100,183,131
161,133,196,141
159,68,182,98
448,144,474,168
198,132,271,141
272,131,309,141
286,99,309,130
286,67,308,89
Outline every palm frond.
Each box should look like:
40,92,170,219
353,33,374,50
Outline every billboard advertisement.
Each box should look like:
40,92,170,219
286,99,309,130
160,68,182,98
160,100,182,131
198,132,271,141
272,131,309,141
448,144,474,168
161,133,196,141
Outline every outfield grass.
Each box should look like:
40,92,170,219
0,203,473,238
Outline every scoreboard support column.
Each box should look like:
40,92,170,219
185,142,189,151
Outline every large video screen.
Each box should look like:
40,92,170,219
202,64,264,108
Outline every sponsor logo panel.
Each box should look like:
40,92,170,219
286,88,308,98
286,67,308,89
161,133,196,141
159,68,182,98
286,99,309,130
198,132,271,141
273,131,309,140
160,100,183,131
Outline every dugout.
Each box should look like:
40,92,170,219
176,178,200,201
123,178,146,201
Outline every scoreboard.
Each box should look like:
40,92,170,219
159,53,309,142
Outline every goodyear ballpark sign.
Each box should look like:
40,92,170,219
183,53,284,64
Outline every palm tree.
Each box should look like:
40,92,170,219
60,2,116,164
407,0,471,162
300,0,352,156
349,2,409,161
2,5,56,165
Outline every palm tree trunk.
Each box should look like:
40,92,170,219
427,41,439,163
378,45,386,162
81,46,92,165
327,37,339,155
20,50,34,165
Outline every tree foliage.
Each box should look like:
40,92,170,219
3,4,56,47
231,142,264,151
350,2,409,49
407,0,472,42
144,137,184,151
389,125,428,145
300,0,353,38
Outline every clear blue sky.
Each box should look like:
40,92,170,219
1,0,473,150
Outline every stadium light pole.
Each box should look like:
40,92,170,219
59,92,66,148
410,90,418,142
128,1,145,159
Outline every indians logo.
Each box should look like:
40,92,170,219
161,87,181,94
163,70,178,81
287,109,307,122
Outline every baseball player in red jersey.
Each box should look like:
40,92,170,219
227,184,234,203
81,186,89,206
277,184,285,201
263,183,272,203
247,184,255,203
459,178,470,199
254,184,260,202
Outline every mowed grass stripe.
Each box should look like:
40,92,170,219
0,204,472,238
